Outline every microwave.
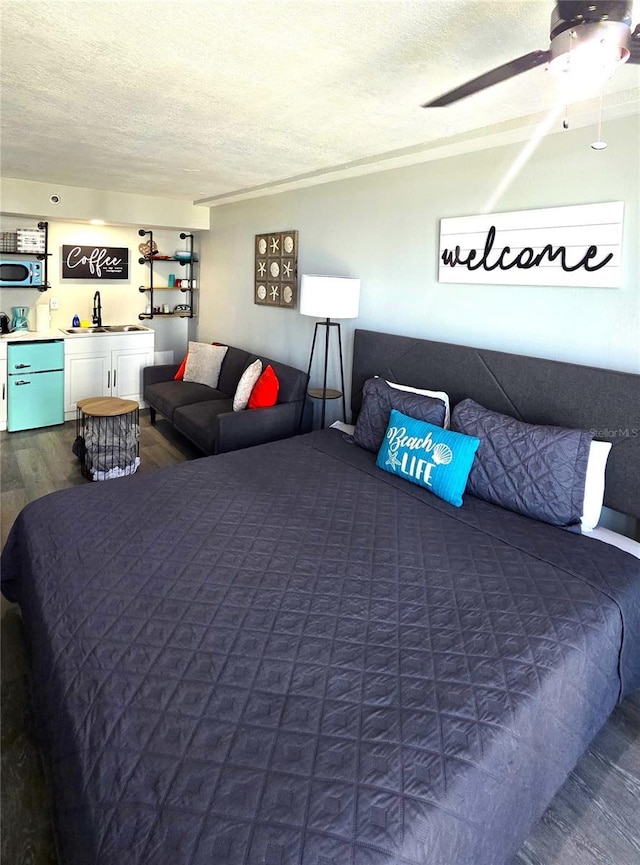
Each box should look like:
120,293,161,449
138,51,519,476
0,259,43,286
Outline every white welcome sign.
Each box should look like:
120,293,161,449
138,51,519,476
438,202,624,288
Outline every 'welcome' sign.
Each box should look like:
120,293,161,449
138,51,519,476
438,202,623,288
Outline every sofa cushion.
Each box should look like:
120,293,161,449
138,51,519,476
248,364,279,409
145,380,227,422
246,355,307,403
174,353,188,381
233,358,263,411
218,346,252,395
173,399,234,455
184,342,228,388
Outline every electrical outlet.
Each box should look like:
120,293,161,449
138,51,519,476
50,297,59,310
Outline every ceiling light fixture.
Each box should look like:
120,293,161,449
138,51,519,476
422,1,637,108
548,20,631,88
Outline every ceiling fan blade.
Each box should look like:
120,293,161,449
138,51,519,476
422,50,551,107
628,23,640,63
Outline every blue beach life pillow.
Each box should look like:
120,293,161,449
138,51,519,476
376,409,480,507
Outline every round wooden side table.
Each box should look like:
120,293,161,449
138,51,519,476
75,397,140,481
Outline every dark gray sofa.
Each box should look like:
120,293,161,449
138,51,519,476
143,344,309,455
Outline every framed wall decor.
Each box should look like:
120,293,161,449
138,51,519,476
255,230,298,308
62,245,129,279
438,202,623,288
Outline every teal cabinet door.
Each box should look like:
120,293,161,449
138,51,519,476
7,371,64,431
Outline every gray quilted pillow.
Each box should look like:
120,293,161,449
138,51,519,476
354,377,447,453
451,398,592,527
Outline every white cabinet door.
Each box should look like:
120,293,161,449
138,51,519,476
0,341,7,432
64,333,155,418
64,349,110,413
112,345,154,402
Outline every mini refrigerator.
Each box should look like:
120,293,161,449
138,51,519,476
7,340,64,432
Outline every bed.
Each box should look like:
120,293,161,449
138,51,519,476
2,328,639,865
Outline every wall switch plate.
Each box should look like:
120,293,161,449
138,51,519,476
50,297,59,310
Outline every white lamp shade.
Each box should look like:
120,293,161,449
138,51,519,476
299,274,360,319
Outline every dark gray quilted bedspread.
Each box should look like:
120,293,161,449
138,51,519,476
2,430,639,865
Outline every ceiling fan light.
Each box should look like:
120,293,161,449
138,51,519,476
548,20,631,83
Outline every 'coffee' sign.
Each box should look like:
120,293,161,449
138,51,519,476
438,202,623,288
62,245,129,280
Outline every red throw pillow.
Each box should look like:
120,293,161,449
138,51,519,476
248,364,279,409
174,353,188,380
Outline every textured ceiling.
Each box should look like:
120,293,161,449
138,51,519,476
1,0,638,203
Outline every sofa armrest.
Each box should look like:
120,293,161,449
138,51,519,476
143,363,180,387
214,401,305,454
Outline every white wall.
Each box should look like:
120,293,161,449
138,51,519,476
197,114,639,414
0,177,209,230
0,218,200,360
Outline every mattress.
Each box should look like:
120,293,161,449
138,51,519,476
2,429,639,865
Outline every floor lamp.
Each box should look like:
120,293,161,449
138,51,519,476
300,274,361,429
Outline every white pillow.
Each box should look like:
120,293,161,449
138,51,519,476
233,359,263,411
581,440,612,532
330,421,356,435
183,342,228,389
385,380,451,428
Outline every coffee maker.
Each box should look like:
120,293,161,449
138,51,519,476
11,306,29,331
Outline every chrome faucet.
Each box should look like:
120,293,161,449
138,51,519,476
92,291,102,326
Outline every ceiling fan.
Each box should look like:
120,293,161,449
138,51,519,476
422,0,640,107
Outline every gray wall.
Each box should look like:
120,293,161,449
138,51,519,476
198,114,639,422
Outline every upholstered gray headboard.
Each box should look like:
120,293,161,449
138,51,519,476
352,329,640,519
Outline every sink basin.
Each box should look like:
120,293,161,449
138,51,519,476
61,326,108,334
61,324,148,335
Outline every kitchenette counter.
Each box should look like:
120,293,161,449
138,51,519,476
1,329,64,342
1,325,153,342
1,327,155,430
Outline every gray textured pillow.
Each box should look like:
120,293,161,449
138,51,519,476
232,358,262,411
451,398,593,527
183,342,228,389
354,377,447,453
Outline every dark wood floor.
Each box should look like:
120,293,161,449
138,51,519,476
1,416,639,865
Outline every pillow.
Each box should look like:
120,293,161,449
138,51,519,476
174,352,188,381
385,380,451,428
376,409,480,507
183,342,228,389
451,398,593,527
233,358,263,411
354,377,447,453
581,440,612,532
248,364,280,409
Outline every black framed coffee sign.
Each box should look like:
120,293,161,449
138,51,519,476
62,245,129,279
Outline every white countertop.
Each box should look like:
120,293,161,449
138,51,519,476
1,326,153,342
1,329,64,342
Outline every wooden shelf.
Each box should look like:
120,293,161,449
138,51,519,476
138,256,198,263
138,286,198,292
139,312,193,319
138,229,196,322
0,251,50,258
308,387,342,400
1,221,49,289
